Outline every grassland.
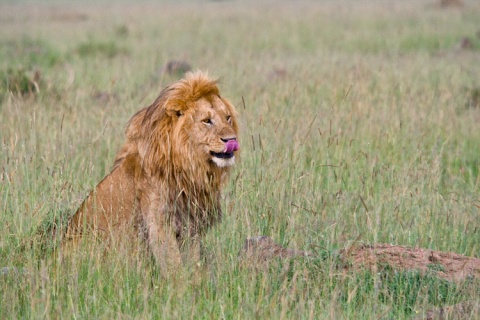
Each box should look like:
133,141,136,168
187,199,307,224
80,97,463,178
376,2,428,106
1,0,479,318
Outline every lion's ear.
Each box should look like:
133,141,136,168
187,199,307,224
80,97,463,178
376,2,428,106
164,98,187,118
164,104,185,118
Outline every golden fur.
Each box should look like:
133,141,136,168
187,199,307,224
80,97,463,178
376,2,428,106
65,71,239,272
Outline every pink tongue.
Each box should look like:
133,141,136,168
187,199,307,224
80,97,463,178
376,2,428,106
224,140,239,153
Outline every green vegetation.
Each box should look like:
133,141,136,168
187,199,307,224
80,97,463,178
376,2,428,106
1,1,479,318
0,68,39,99
76,40,129,58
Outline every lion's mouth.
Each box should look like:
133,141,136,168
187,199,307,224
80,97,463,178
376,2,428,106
210,139,238,162
210,151,235,159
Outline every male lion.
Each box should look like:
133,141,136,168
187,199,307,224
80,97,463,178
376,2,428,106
65,71,239,273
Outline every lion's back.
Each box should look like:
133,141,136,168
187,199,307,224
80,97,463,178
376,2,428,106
66,154,140,240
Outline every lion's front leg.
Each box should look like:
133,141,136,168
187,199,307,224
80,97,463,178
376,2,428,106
181,235,202,267
141,193,182,277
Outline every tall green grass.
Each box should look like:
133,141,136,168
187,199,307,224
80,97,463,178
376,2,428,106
1,1,479,318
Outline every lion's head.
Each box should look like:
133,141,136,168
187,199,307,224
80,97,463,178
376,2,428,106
115,71,239,189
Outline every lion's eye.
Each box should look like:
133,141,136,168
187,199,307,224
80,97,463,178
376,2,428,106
202,118,213,126
226,115,231,124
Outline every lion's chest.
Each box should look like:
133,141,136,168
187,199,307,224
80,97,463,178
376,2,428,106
168,191,222,239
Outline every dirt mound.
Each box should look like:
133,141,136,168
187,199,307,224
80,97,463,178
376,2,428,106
240,237,480,282
340,243,480,282
239,236,311,261
439,0,463,7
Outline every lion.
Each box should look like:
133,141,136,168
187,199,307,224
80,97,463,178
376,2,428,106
64,71,239,273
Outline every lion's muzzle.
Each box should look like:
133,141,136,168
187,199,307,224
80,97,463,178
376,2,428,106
210,138,239,167
210,139,238,159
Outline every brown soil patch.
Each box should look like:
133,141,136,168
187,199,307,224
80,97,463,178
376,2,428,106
160,60,192,76
241,237,480,282
340,243,480,282
439,0,463,7
239,236,311,262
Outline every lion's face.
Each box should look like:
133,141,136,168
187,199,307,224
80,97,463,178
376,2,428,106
175,94,239,168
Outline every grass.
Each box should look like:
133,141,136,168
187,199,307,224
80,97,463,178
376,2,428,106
1,0,479,318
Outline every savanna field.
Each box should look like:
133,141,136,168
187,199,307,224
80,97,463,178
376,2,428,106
1,0,479,318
